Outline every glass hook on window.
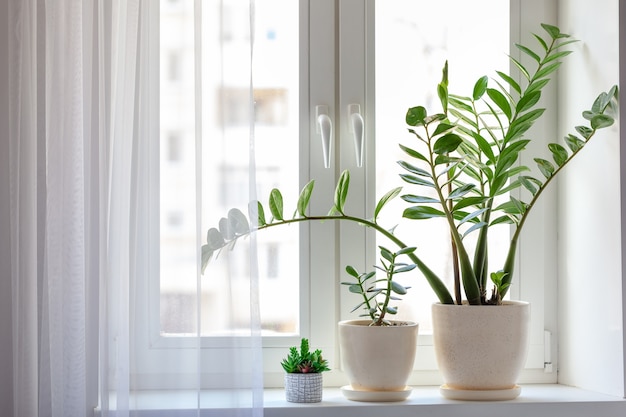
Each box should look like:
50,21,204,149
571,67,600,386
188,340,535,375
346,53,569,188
316,105,332,168
348,104,364,167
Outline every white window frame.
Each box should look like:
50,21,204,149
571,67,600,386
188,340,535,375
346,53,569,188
134,0,562,389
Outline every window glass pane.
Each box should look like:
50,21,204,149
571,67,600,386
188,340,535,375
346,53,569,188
375,0,510,333
160,0,299,336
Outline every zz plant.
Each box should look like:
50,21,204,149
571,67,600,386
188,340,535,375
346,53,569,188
202,24,618,309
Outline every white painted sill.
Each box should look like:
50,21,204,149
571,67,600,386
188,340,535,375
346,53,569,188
95,384,626,417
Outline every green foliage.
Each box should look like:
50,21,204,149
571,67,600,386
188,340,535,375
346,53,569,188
281,338,330,374
341,246,415,326
201,24,618,309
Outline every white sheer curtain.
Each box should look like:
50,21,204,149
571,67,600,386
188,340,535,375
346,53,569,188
8,0,264,416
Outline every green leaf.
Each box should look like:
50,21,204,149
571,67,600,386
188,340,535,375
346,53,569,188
397,160,431,177
452,196,487,212
543,49,573,64
434,133,463,154
374,187,402,220
397,246,417,256
516,91,541,114
401,194,439,204
269,189,284,221
473,76,489,100
447,183,475,200
399,174,434,187
433,122,455,137
345,265,359,277
509,56,530,81
548,143,569,166
462,221,488,238
591,114,614,129
541,23,561,39
496,70,521,95
532,33,548,51
534,61,562,81
403,206,446,220
406,106,427,126
334,170,350,214
516,43,541,62
399,144,429,163
386,306,398,315
525,78,550,96
490,215,515,226
391,281,408,295
564,134,585,152
575,126,593,140
297,180,315,217
534,158,555,178
471,131,496,164
251,201,266,227
486,88,512,120
458,208,488,225
519,175,540,195
438,83,448,114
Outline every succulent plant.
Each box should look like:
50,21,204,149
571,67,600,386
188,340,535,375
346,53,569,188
281,338,330,374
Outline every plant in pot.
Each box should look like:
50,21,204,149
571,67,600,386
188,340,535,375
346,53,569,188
281,338,329,403
201,24,618,401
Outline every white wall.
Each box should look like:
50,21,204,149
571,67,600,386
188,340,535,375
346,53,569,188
557,0,624,397
0,0,14,413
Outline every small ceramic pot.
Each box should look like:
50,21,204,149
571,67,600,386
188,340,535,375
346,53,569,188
284,372,323,403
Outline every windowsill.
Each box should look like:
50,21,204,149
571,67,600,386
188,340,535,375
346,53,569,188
96,384,626,417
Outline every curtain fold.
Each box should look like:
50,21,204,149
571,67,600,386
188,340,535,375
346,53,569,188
9,1,265,416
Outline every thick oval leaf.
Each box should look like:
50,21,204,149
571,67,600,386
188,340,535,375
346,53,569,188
379,246,393,262
206,227,226,250
575,125,593,140
473,76,489,100
534,158,555,178
565,134,585,152
548,143,569,166
297,180,315,217
403,206,446,220
228,208,250,235
591,114,614,129
345,265,359,278
249,201,266,226
348,284,364,294
406,106,427,126
219,217,234,240
433,133,463,154
391,281,407,295
269,189,284,221
386,306,398,315
397,246,417,256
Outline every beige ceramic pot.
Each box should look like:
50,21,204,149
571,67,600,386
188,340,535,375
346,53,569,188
338,319,419,393
432,301,530,400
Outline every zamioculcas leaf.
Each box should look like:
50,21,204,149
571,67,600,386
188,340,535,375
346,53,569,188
575,126,593,140
399,174,434,187
403,206,446,220
447,183,475,200
516,91,541,114
532,33,548,51
297,180,315,217
249,201,266,227
525,78,550,95
269,188,284,221
462,221,488,238
406,106,427,126
334,170,350,214
496,70,521,95
229,208,249,236
564,134,585,152
543,49,573,64
548,143,569,166
438,83,448,114
534,62,562,81
374,187,402,220
541,23,562,39
535,158,555,178
473,76,489,100
591,114,614,129
516,43,541,63
219,217,234,240
401,194,439,204
434,133,463,154
509,56,530,81
433,122,455,137
490,215,515,226
486,88,512,120
519,175,539,195
206,228,225,250
452,196,487,211
399,144,429,163
458,208,488,225
397,160,431,177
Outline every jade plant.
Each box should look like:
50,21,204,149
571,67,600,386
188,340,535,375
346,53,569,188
201,24,618,308
281,338,330,374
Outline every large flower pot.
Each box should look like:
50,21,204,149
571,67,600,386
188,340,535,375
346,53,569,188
432,301,530,400
338,319,419,402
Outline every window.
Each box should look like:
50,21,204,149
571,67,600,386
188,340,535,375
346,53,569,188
139,0,559,389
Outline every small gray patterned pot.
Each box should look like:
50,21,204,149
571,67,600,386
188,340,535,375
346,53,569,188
284,372,323,403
